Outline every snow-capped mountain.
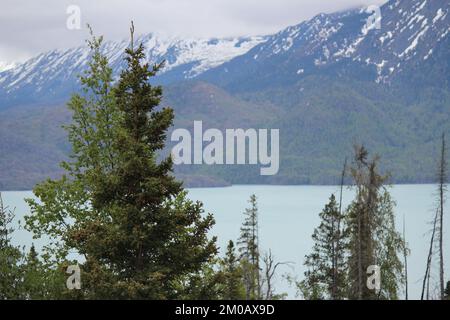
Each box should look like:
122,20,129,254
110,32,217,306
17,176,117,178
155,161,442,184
201,0,450,90
0,61,16,73
342,0,450,83
0,0,449,108
0,34,266,107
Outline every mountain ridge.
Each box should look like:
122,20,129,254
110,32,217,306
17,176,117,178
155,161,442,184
0,33,267,108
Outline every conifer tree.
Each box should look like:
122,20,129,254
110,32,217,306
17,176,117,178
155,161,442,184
182,241,246,300
25,25,217,299
372,191,406,299
0,192,23,299
20,244,49,299
220,241,245,300
173,261,224,300
346,146,406,300
346,146,382,299
300,194,347,300
238,194,261,299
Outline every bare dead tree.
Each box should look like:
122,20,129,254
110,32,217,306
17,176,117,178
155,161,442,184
338,157,347,217
353,147,367,299
437,133,447,300
262,250,293,300
421,208,439,300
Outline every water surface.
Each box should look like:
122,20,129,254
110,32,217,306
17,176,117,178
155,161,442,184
2,184,447,299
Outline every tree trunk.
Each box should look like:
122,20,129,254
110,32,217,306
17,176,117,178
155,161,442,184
421,208,438,300
438,133,446,300
403,214,408,300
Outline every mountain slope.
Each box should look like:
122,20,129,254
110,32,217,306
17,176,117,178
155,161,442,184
0,61,16,73
1,0,450,190
0,33,266,108
201,0,450,90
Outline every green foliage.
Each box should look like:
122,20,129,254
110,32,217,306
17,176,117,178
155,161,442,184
372,191,407,300
299,194,347,300
19,244,67,300
172,241,246,300
0,192,23,299
238,194,261,300
1,193,66,299
171,259,224,300
345,146,406,300
300,146,407,300
24,27,217,299
220,241,246,300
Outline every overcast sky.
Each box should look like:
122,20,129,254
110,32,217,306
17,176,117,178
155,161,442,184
0,0,387,63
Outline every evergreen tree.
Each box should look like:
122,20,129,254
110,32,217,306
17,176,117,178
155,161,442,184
173,261,224,300
372,191,406,299
300,194,347,300
346,146,406,300
20,244,50,299
346,146,382,299
0,192,22,299
220,241,245,300
445,281,450,299
238,194,261,299
25,25,217,299
173,242,246,300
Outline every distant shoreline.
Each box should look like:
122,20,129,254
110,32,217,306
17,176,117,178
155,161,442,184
0,182,440,193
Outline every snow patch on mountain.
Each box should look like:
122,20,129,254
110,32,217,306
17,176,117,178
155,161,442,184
0,33,266,96
0,61,16,73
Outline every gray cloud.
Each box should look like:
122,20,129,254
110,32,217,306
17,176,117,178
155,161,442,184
0,0,387,63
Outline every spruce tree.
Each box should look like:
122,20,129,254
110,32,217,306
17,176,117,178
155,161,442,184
300,194,347,300
372,191,406,299
182,241,246,300
346,146,381,299
0,192,23,299
20,244,49,299
173,261,224,300
346,146,406,300
220,241,245,300
238,194,261,300
25,25,217,299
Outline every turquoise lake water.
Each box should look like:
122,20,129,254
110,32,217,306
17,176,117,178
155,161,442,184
1,184,448,299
